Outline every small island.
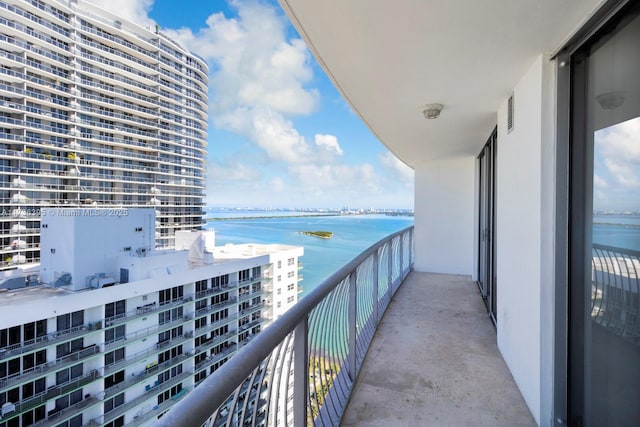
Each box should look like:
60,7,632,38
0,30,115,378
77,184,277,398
299,231,333,239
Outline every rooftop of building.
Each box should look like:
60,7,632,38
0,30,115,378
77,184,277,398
214,243,303,261
0,243,301,309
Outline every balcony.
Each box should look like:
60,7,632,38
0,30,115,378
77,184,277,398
155,226,537,426
341,272,534,425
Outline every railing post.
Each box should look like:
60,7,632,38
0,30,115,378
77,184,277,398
373,251,379,323
409,229,413,268
399,233,404,278
293,317,308,427
348,271,357,379
387,240,393,299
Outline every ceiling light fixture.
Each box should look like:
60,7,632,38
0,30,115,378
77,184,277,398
422,103,443,119
596,92,625,110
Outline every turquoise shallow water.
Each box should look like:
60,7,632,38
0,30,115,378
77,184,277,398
593,214,640,251
204,210,414,298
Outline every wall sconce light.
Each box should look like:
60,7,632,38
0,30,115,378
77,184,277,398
422,103,443,119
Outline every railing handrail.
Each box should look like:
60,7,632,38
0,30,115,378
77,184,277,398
593,242,640,258
156,225,413,427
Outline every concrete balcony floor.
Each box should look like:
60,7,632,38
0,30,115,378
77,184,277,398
342,272,536,426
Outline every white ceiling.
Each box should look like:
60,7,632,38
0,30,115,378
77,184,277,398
279,0,603,168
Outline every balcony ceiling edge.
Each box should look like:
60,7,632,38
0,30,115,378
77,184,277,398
279,0,603,168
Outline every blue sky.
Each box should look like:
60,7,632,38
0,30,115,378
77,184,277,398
88,0,414,209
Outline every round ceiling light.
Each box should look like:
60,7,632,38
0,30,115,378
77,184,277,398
422,103,443,119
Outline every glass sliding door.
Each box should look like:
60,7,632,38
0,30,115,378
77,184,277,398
569,3,640,425
477,128,497,323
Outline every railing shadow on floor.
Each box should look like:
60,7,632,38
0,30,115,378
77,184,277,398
155,226,414,427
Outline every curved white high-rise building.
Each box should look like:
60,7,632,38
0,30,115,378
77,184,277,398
0,0,208,269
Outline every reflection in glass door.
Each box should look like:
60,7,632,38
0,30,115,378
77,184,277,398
478,128,497,323
569,4,640,425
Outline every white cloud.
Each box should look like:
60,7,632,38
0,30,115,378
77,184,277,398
208,159,261,184
216,107,311,164
604,159,640,188
593,174,609,189
163,2,318,116
314,134,343,156
85,0,155,28
596,116,640,163
379,152,414,187
596,117,640,189
594,116,640,211
92,0,413,208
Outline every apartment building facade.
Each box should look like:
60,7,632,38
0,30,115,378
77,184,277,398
0,208,303,427
0,0,208,269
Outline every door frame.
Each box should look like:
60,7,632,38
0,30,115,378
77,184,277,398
477,127,497,324
554,0,635,425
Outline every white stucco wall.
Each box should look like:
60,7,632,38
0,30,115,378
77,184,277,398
496,55,547,425
414,156,475,274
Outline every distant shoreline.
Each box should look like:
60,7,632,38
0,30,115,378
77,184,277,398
206,212,413,221
206,213,338,221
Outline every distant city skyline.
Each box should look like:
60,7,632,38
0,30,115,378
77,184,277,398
87,0,415,209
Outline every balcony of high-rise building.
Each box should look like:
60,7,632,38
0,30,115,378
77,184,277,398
158,1,640,426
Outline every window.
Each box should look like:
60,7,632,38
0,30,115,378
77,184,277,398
56,413,82,427
22,378,45,400
56,339,83,358
104,370,125,389
104,348,125,366
239,269,250,282
21,404,45,425
211,274,229,288
277,260,281,269
56,363,82,385
287,283,295,291
104,416,124,427
56,311,84,332
287,271,295,278
287,258,294,266
210,309,228,324
55,389,82,412
0,326,22,348
194,371,206,384
105,325,125,344
287,296,295,303
195,317,207,330
158,345,183,364
252,266,261,277
159,286,183,305
157,384,182,405
104,392,124,413
277,302,282,308
105,300,126,319
158,326,182,344
210,293,229,306
157,364,182,385
196,279,207,293
158,307,183,325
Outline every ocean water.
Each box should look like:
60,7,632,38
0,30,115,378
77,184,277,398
204,210,414,297
593,214,640,251
203,211,638,297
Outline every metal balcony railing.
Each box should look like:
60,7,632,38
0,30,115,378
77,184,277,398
591,243,640,345
157,226,414,427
